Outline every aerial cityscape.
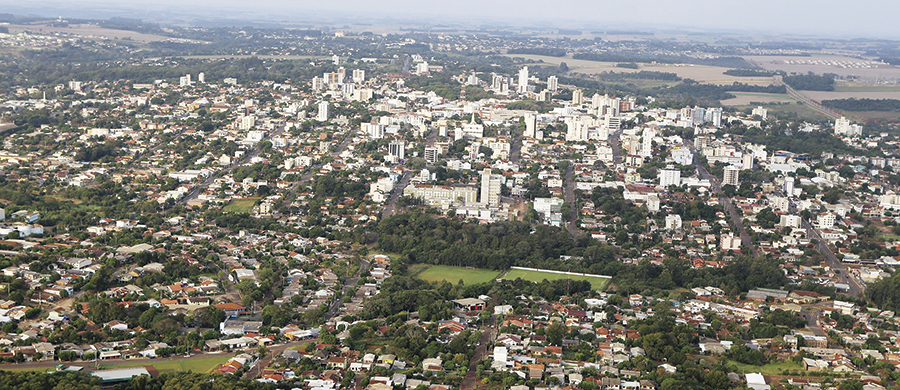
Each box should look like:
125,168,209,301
1,1,900,389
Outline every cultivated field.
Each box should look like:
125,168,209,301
501,268,611,290
745,54,900,82
409,264,501,284
6,24,202,44
721,92,794,106
501,54,774,85
802,90,900,101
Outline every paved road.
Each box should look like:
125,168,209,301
563,164,580,237
608,129,623,164
801,308,826,337
381,171,412,218
460,296,498,390
773,76,843,120
177,127,285,207
686,140,758,257
280,129,354,211
325,259,370,321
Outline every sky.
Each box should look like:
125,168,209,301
3,0,900,39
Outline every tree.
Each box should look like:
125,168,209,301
546,321,566,346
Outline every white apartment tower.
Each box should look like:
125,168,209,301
547,75,558,92
352,69,365,83
741,152,754,170
784,177,795,196
316,101,329,122
658,166,681,188
481,168,502,207
572,89,584,105
723,166,740,187
524,112,537,138
834,116,862,136
389,141,406,161
517,66,529,93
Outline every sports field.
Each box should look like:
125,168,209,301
409,264,501,284
96,355,232,373
223,199,256,213
501,268,610,289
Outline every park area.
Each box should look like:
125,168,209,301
501,268,610,289
409,264,501,284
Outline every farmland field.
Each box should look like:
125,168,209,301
5,24,200,44
409,264,501,284
501,54,773,85
501,268,611,290
721,92,794,106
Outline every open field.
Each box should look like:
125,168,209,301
835,81,900,92
223,199,257,213
501,268,610,290
501,54,774,85
409,264,501,284
802,90,900,102
97,355,232,373
5,24,199,44
721,92,794,106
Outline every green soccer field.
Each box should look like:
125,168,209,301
501,269,610,290
410,264,502,285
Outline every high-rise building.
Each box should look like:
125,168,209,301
705,107,723,127
658,166,681,188
784,177,795,196
547,75,558,92
179,74,191,87
517,66,529,93
665,214,682,230
741,152,754,170
751,106,768,120
361,123,384,139
691,107,706,124
572,89,584,105
239,115,255,131
481,168,502,207
389,141,406,161
834,116,863,136
490,74,508,93
316,101,329,122
524,112,537,138
352,69,365,83
723,166,740,187
312,77,325,90
424,147,439,163
198,72,205,83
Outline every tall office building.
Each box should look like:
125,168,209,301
517,66,529,93
316,101,329,122
524,112,537,138
481,168,502,207
723,166,740,186
572,89,584,105
658,166,681,188
547,75,558,92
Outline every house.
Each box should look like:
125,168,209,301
451,298,485,311
215,302,247,317
422,357,443,371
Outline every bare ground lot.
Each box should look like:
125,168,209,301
6,24,204,44
501,54,774,85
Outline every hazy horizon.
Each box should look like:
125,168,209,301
2,0,899,40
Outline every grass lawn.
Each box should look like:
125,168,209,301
501,269,610,290
726,360,804,376
409,264,502,285
98,355,232,373
223,199,257,213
